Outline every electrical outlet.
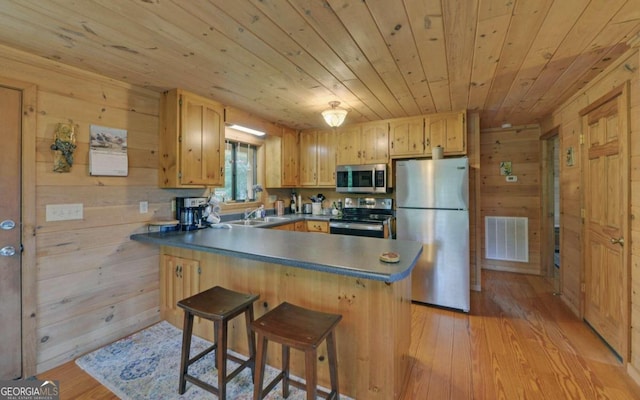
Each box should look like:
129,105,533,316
46,203,83,221
506,175,518,182
171,199,176,212
139,201,148,214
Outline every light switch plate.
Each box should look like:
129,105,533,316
46,203,83,221
506,175,518,182
139,201,148,214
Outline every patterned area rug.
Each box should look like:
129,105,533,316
76,321,347,400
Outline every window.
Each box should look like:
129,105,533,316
215,140,258,202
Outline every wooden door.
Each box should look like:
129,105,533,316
389,117,424,157
316,129,337,186
180,93,224,186
299,130,317,186
361,122,389,164
581,85,629,360
0,86,22,379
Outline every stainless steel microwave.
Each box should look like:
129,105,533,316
336,164,388,193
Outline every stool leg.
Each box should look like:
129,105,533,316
304,349,317,400
179,311,194,394
245,305,256,380
326,331,340,400
216,319,228,399
253,333,268,400
282,345,290,398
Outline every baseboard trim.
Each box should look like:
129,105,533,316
628,363,640,387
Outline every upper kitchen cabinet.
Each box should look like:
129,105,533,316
389,116,425,157
336,121,389,165
159,89,225,188
265,126,299,188
427,110,466,155
299,129,337,187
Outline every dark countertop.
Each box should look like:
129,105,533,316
130,224,421,283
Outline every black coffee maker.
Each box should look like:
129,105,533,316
176,197,208,231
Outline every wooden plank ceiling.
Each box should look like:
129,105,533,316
0,0,638,129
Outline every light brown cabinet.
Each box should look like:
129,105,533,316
388,111,466,158
336,122,388,165
265,126,299,188
159,89,225,188
270,220,308,232
427,111,466,155
306,220,329,233
389,116,425,157
160,254,201,328
299,129,337,187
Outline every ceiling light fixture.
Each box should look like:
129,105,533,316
321,101,348,127
228,124,266,136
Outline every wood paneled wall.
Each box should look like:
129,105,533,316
0,45,207,373
480,125,542,275
542,46,640,382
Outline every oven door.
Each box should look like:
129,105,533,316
329,221,385,238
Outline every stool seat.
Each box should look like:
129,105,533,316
178,285,259,320
177,286,259,399
251,302,342,400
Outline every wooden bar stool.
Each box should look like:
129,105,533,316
251,302,342,400
177,286,259,399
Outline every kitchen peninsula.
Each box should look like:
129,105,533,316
131,226,422,399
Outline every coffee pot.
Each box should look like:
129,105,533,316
176,197,208,231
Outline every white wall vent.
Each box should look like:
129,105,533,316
485,216,529,262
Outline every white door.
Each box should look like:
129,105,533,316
0,86,22,379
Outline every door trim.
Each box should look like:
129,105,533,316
540,126,560,289
0,77,37,377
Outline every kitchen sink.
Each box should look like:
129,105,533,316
226,216,291,227
226,219,266,226
259,216,290,222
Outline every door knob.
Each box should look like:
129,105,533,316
0,220,16,230
0,246,16,256
610,237,624,246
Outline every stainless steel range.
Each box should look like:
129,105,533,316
329,198,394,238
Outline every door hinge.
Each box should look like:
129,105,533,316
579,134,585,145
581,282,586,293
580,208,585,219
179,96,182,107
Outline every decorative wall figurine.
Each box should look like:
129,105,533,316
566,147,575,166
51,123,77,172
499,161,512,176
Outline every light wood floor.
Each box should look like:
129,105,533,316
39,270,640,399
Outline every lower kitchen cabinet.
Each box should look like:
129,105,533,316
306,220,329,233
160,255,202,328
270,220,310,232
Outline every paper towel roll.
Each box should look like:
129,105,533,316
432,146,443,160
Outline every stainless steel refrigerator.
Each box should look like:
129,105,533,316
395,157,470,312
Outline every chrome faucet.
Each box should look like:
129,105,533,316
244,205,264,220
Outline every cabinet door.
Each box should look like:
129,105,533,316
161,255,201,327
180,94,224,186
336,125,361,165
361,122,389,164
271,222,295,231
299,130,318,186
389,117,424,157
316,129,337,186
428,111,466,155
294,221,307,232
306,220,329,233
281,127,299,186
